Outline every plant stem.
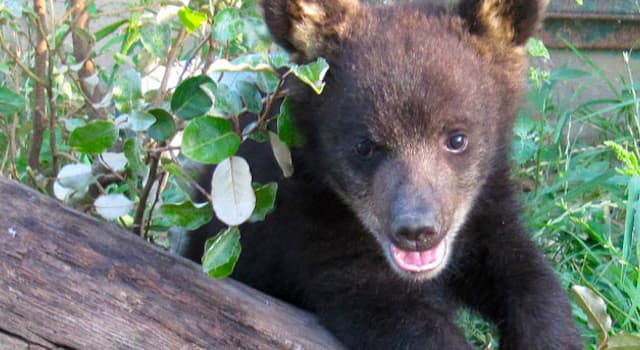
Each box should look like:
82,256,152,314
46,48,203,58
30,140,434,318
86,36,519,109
28,0,49,172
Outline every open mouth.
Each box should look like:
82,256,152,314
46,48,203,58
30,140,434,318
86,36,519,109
390,239,446,273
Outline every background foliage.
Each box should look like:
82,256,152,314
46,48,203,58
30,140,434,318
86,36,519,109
0,0,639,348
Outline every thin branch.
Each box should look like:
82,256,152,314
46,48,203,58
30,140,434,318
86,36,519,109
70,0,107,120
28,0,49,172
133,148,161,236
144,170,167,239
0,32,47,86
154,28,188,106
168,153,212,202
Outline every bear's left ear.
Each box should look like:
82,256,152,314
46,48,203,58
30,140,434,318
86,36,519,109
458,0,545,47
262,0,361,62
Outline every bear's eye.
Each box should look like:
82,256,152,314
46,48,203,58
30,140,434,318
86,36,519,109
446,133,468,153
354,138,375,159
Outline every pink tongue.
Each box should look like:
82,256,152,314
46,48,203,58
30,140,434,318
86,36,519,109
391,240,445,272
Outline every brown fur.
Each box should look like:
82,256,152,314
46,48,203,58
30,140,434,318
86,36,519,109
184,1,582,348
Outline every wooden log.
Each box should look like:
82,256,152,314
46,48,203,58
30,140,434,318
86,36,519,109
0,177,344,350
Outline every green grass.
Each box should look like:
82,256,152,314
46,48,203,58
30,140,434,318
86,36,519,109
463,47,640,349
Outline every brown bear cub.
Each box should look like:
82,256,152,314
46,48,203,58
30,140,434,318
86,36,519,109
185,0,583,348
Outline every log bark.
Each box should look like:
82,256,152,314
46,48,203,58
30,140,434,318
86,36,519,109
0,177,344,350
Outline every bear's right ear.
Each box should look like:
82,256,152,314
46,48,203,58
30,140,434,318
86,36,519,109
458,0,545,47
262,0,360,62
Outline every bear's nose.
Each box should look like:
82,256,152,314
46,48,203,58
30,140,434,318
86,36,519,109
391,216,439,250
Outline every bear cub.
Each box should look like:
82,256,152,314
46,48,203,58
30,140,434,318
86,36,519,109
185,0,583,348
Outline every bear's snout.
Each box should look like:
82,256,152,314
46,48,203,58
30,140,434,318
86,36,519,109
391,214,440,251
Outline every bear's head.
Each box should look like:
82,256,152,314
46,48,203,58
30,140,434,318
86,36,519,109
263,0,544,280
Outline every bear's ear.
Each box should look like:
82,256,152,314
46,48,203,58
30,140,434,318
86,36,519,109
262,0,360,62
458,0,545,47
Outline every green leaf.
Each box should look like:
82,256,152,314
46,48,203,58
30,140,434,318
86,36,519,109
209,55,276,74
512,137,537,165
255,71,280,94
178,7,208,33
95,19,128,42
513,111,535,137
123,138,147,178
212,83,243,117
202,227,241,279
113,69,142,113
182,116,240,164
69,121,118,154
291,57,329,94
148,109,176,141
213,8,243,42
242,121,269,143
162,160,190,183
0,86,25,115
269,49,290,68
250,182,277,222
140,23,171,58
526,38,550,59
128,110,156,131
238,81,263,114
277,98,305,146
171,75,214,120
550,65,589,82
156,201,213,230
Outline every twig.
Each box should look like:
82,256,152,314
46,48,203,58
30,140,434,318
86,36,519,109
133,147,161,236
144,170,167,240
168,153,212,202
70,0,107,120
28,0,49,172
0,32,47,86
9,113,19,179
154,28,188,106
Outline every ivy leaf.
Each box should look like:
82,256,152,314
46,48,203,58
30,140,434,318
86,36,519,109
69,120,118,154
213,8,243,42
57,163,92,190
209,55,276,74
249,182,277,222
0,86,25,115
171,75,214,120
99,152,128,172
211,156,256,226
269,131,294,177
277,98,305,146
127,110,156,132
140,23,171,58
238,81,263,114
113,69,142,113
178,7,207,33
212,83,243,117
156,201,213,230
148,108,176,141
94,194,134,220
182,116,241,164
291,57,329,94
123,138,147,178
202,226,241,279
